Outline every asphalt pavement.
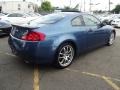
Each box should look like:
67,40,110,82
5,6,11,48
0,29,120,90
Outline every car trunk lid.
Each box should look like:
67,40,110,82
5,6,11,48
11,25,39,39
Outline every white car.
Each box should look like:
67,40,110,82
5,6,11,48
1,13,40,25
111,18,120,27
99,14,120,24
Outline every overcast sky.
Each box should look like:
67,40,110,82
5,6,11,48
0,0,120,11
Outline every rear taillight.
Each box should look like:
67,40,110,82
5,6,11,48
21,31,46,41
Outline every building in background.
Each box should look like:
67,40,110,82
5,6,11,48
0,1,37,13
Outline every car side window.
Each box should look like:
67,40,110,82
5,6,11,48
83,14,100,26
16,14,23,17
71,16,83,26
8,14,17,17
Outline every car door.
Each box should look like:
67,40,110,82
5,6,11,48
71,16,87,53
82,14,106,49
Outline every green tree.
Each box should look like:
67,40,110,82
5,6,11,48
112,5,120,14
62,6,79,12
39,1,53,12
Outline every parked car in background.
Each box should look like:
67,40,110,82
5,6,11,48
99,14,120,25
0,20,12,36
1,13,40,25
0,13,5,16
0,13,6,19
8,12,116,68
26,13,41,17
111,16,120,27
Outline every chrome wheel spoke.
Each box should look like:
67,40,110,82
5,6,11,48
59,52,64,55
68,48,72,54
58,56,64,59
60,58,66,64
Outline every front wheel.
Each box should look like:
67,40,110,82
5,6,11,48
107,32,115,46
54,43,75,69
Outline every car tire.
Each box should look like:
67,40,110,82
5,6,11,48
54,43,75,69
107,32,115,46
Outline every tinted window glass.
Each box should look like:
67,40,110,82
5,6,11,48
8,13,17,17
16,14,23,17
8,13,23,17
83,14,100,26
30,13,65,24
72,16,83,26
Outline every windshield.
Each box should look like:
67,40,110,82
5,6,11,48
29,13,65,24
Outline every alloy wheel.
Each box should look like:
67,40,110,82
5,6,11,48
109,33,115,45
57,44,75,67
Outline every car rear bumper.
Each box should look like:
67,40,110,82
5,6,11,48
8,35,56,64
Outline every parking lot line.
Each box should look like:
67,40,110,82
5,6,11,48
33,65,40,90
83,72,120,90
66,68,120,90
82,72,120,82
102,76,120,90
82,72,102,78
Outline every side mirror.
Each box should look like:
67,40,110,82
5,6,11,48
98,20,109,28
102,20,110,25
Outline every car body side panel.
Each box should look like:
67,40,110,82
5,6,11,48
84,26,110,49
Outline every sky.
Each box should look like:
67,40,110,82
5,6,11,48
0,0,120,12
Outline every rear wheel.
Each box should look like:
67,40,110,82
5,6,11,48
107,32,115,46
54,43,75,69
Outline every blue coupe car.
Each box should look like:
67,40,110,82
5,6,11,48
8,12,116,68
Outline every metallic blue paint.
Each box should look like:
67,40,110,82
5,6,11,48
8,12,115,64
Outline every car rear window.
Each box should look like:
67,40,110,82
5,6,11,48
29,13,65,24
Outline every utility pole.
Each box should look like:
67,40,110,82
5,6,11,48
80,1,82,11
89,0,91,12
109,0,110,12
84,0,85,12
70,0,71,8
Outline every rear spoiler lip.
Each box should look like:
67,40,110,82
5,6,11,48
12,24,40,29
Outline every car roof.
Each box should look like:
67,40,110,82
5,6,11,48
54,12,89,17
57,12,80,15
